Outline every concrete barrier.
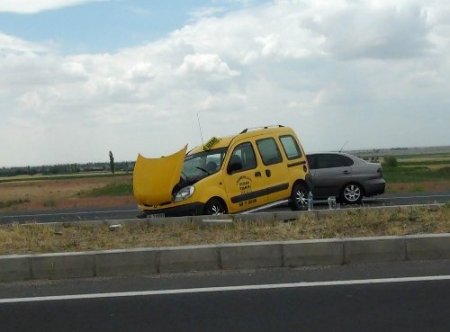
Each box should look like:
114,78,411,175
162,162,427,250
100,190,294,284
31,252,96,280
283,239,344,267
220,242,283,269
95,248,158,277
159,245,219,273
1,233,450,283
344,236,406,264
0,255,31,282
406,233,450,260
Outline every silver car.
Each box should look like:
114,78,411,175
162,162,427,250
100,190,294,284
306,152,385,204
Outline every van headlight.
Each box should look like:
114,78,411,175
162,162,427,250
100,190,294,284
174,186,195,202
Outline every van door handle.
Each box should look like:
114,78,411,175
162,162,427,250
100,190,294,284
255,171,261,177
343,170,349,174
265,169,271,177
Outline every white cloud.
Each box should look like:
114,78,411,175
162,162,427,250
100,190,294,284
1,0,450,166
318,4,431,59
177,53,240,79
0,0,106,14
126,62,155,81
189,7,226,21
0,32,49,54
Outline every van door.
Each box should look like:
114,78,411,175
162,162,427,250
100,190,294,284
279,134,308,183
255,137,291,203
223,141,267,212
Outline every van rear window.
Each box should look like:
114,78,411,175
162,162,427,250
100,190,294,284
256,138,283,165
279,135,302,159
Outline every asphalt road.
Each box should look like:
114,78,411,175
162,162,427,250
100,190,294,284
0,191,449,224
1,260,450,331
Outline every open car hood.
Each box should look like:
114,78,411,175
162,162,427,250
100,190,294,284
133,145,187,206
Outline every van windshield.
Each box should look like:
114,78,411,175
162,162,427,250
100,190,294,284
182,148,227,183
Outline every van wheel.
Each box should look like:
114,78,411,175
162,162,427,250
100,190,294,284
290,183,308,210
341,183,363,204
204,198,227,215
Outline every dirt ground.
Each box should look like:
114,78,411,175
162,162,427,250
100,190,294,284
387,181,450,193
0,176,134,212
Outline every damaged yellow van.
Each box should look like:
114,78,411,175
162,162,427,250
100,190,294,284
133,125,311,217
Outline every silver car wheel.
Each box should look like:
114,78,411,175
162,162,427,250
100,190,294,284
343,184,361,203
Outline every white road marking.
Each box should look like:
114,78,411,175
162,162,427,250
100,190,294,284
0,209,137,219
202,219,233,223
1,275,450,304
243,200,289,214
370,194,450,200
356,203,444,210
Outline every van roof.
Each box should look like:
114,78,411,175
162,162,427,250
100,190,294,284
188,125,295,154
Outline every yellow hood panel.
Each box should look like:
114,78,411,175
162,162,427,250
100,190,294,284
133,145,187,206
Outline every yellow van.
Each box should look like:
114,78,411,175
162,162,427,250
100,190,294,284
133,125,311,216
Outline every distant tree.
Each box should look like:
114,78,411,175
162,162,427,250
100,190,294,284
383,156,398,167
109,151,115,174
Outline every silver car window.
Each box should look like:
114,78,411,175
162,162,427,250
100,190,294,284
315,154,354,169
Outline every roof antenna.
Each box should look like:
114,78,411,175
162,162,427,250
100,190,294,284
339,141,349,153
197,112,204,145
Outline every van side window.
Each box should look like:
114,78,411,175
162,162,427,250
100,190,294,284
256,138,283,165
279,135,302,159
227,142,257,174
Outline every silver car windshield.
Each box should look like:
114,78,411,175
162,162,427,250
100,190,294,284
183,148,227,180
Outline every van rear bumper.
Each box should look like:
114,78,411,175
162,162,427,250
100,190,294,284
141,202,205,217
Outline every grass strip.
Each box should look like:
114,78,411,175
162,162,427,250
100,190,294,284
0,198,30,209
0,204,449,255
0,172,130,184
398,160,450,166
77,182,133,197
383,166,450,183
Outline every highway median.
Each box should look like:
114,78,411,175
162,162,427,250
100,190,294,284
0,204,449,282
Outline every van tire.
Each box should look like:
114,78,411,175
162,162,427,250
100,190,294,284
204,198,227,215
290,182,308,210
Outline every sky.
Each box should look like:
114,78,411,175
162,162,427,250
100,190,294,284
1,0,450,167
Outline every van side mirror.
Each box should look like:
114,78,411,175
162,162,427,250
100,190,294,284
227,161,243,174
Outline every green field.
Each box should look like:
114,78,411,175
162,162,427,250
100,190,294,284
382,152,449,180
383,166,450,183
77,181,133,197
0,171,129,184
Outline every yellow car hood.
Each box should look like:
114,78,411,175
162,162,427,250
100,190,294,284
133,145,187,206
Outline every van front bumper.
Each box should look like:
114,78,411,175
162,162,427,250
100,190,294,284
141,202,205,217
